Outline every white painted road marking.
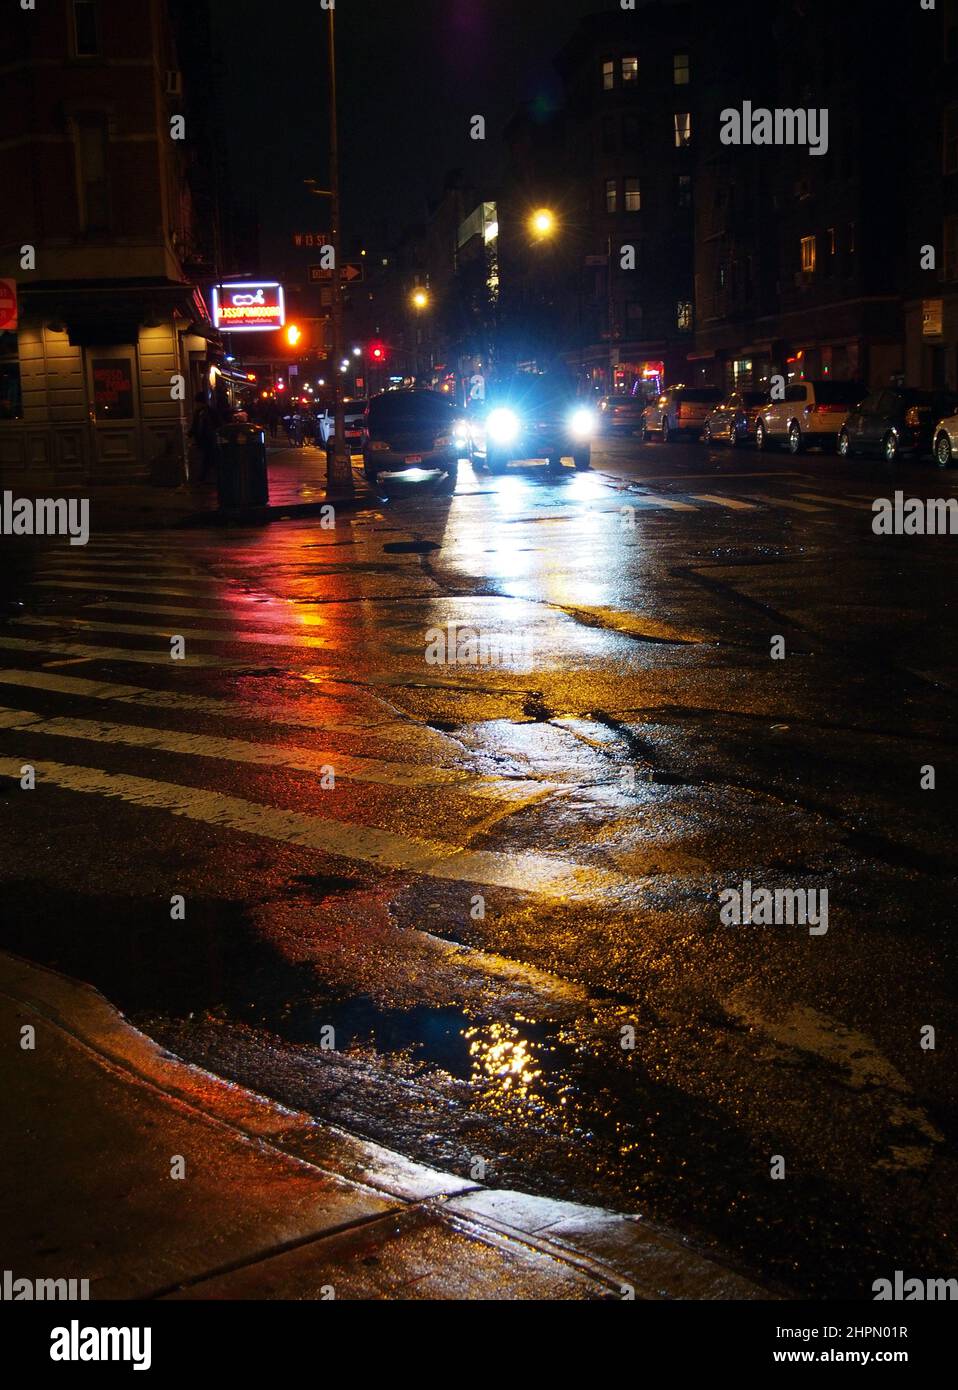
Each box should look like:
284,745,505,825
13,614,335,650
0,669,456,753
0,703,551,802
689,494,758,511
0,757,626,899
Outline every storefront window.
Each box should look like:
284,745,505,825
0,332,22,420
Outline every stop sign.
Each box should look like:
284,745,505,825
0,280,17,332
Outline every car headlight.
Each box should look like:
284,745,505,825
486,407,520,444
568,408,596,439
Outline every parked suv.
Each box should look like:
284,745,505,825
755,380,865,454
318,398,367,447
362,389,466,489
641,386,723,443
838,389,958,463
932,411,958,469
701,391,767,448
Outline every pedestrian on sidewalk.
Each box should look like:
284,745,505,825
187,392,219,483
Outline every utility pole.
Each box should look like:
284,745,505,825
325,1,353,494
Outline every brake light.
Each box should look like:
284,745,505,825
815,403,835,413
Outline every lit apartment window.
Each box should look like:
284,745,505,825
676,174,692,208
622,56,639,84
76,114,110,230
624,178,641,211
944,215,958,281
674,112,691,147
605,178,618,213
0,333,23,421
677,301,693,331
945,106,958,175
72,0,99,57
674,53,690,85
602,60,614,91
801,235,817,272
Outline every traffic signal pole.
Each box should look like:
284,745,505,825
325,1,353,494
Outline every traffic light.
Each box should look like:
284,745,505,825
369,341,387,364
286,324,301,347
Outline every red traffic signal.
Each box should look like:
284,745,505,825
369,341,387,364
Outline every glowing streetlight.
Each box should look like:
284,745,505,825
529,208,556,239
411,288,430,310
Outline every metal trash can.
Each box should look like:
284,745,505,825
217,423,269,509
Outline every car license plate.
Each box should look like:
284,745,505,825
405,455,422,464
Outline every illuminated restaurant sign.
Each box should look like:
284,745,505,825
212,282,285,332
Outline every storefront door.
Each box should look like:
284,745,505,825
86,346,143,481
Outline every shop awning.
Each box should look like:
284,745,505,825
19,279,210,346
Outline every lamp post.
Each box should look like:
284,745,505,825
324,2,353,494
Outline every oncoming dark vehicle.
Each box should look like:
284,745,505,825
472,371,595,474
362,389,467,491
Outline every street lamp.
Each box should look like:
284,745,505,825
529,208,556,240
411,288,430,310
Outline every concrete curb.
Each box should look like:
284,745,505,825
0,950,773,1300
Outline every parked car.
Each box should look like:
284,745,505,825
932,411,958,468
472,371,595,474
599,393,647,435
362,389,465,489
837,389,958,463
701,391,767,447
318,398,367,448
641,386,723,442
755,379,865,454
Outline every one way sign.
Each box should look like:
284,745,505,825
309,263,364,284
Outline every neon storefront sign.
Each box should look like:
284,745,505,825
212,282,286,332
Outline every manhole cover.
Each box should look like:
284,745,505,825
383,540,440,554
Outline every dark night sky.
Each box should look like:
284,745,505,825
210,0,608,260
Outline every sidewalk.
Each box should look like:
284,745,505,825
0,951,769,1301
50,447,377,533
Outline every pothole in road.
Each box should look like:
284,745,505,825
382,540,441,555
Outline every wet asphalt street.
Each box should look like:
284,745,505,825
1,434,956,1298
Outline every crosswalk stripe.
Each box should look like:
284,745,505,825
795,492,873,511
0,705,549,802
627,493,697,511
0,757,623,899
28,580,215,598
0,636,253,668
744,494,827,513
12,615,334,650
0,670,456,752
85,601,305,624
688,493,758,511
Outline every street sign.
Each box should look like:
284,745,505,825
212,282,285,333
0,279,17,331
293,232,329,248
309,263,364,285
